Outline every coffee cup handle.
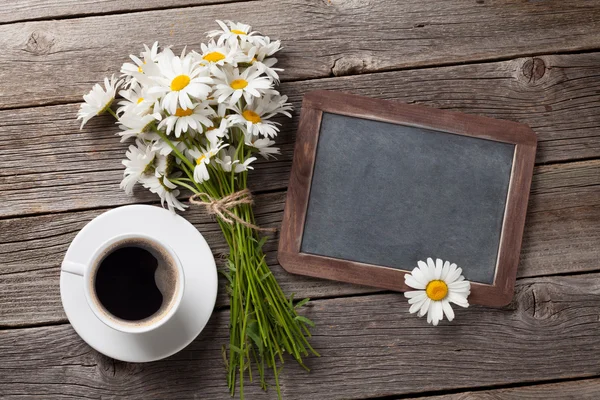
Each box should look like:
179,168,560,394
61,260,87,277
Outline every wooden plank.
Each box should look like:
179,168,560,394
2,52,600,217
0,160,598,327
410,378,600,400
0,0,244,24
2,272,600,399
1,0,600,109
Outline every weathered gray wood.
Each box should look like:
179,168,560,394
2,273,600,399
2,53,600,217
2,0,600,109
0,160,598,327
410,378,600,400
0,0,245,24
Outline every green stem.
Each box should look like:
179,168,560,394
107,107,119,120
154,128,195,170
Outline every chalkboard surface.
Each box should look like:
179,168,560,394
300,112,514,284
279,91,537,306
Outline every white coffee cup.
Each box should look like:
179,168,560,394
61,233,185,334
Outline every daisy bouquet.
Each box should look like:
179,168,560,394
77,21,317,398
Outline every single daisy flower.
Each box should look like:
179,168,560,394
117,110,162,142
212,65,272,105
150,52,213,114
158,101,215,138
229,94,292,138
77,75,121,129
120,139,156,195
207,20,262,46
244,133,280,159
189,141,228,183
152,139,187,157
141,173,187,212
240,38,283,82
205,117,231,144
216,147,257,173
117,81,159,116
120,42,161,87
404,258,471,326
195,40,240,67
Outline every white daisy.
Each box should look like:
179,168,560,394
152,139,187,157
240,38,283,82
216,147,257,173
207,20,262,47
77,75,121,128
404,258,471,326
212,65,272,105
158,102,215,138
245,133,280,159
189,141,228,183
205,117,231,144
195,40,241,67
120,42,161,87
120,139,156,195
229,94,292,138
150,52,213,114
141,174,187,212
117,110,162,142
117,82,159,116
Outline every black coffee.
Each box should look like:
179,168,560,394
94,246,163,321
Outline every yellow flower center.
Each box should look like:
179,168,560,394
136,97,144,104
231,29,246,35
230,79,248,90
426,280,448,301
203,52,226,62
138,66,143,73
196,155,207,165
242,110,261,124
171,75,191,91
174,108,194,117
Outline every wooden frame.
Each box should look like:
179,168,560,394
278,90,537,307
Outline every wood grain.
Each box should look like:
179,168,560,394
2,273,600,399
2,53,600,217
1,160,598,327
0,0,246,24
1,0,600,109
410,378,600,400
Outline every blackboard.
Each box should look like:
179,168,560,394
301,112,514,285
279,91,537,306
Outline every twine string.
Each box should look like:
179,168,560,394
189,188,276,232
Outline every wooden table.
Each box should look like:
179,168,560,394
1,1,600,398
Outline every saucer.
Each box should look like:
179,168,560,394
60,205,218,362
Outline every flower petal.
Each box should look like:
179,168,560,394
445,263,458,279
435,258,443,279
411,266,429,286
417,260,432,282
447,292,469,308
407,293,427,305
419,298,431,317
440,261,451,281
449,281,471,291
427,257,436,270
404,290,425,299
442,299,455,321
405,275,426,290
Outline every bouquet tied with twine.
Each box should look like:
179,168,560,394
76,20,317,399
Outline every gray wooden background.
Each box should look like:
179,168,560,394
1,0,600,399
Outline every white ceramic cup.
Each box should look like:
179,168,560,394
61,233,185,334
